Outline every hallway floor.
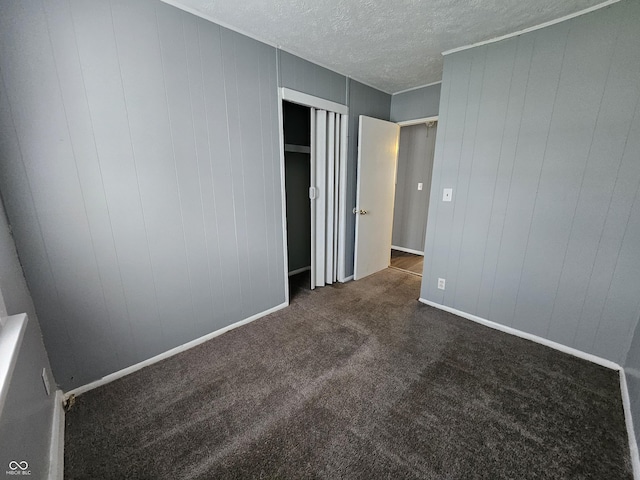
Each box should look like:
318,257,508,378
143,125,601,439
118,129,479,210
390,249,424,275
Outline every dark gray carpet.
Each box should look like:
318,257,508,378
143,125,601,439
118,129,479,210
64,269,632,479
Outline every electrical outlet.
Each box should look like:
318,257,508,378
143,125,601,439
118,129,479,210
443,188,453,202
437,278,446,290
42,368,51,396
418,182,423,191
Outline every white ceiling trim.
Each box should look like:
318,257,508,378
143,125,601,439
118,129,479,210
392,81,442,97
160,0,393,95
161,0,277,47
442,0,621,56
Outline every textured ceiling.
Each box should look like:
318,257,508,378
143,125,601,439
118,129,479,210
165,0,610,93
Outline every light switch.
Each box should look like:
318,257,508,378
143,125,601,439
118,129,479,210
443,188,453,202
418,183,423,191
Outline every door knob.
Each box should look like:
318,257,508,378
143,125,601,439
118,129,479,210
353,208,368,215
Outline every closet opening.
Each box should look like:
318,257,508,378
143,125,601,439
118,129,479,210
283,101,312,296
279,88,349,299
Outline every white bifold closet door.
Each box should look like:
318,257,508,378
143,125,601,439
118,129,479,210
310,108,346,289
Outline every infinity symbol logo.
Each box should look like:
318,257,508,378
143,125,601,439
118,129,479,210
8,461,29,470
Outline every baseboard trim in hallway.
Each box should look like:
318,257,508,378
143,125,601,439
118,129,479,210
64,301,289,400
419,297,640,480
391,245,424,256
389,266,421,277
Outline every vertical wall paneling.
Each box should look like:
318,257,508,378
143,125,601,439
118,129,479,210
420,0,640,364
625,315,640,448
156,3,203,340
423,52,473,305
0,312,57,478
391,123,437,253
390,83,441,122
112,0,194,349
45,0,140,372
512,14,617,338
0,202,37,321
442,46,487,308
279,51,347,105
491,26,570,329
0,194,58,480
613,2,640,457
0,0,285,389
421,61,452,299
452,40,516,315
72,0,164,376
221,30,256,316
263,44,285,306
474,35,534,319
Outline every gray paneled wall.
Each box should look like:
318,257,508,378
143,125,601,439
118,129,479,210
0,200,38,322
421,0,640,365
0,201,57,478
390,83,441,122
0,313,57,479
0,0,285,390
625,319,640,453
346,80,392,277
279,51,347,105
392,123,437,253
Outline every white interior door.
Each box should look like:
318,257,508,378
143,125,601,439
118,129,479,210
353,116,400,280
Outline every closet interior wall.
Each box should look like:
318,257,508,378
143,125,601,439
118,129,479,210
283,102,312,275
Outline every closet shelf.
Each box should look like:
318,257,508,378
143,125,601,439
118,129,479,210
285,144,311,154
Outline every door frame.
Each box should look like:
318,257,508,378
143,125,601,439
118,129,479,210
397,115,439,127
277,87,350,301
390,115,439,261
353,115,401,280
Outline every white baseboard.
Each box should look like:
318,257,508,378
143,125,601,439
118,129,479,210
48,390,64,480
418,298,640,474
391,245,424,256
417,298,621,371
621,370,640,479
64,301,288,399
288,266,311,276
341,275,354,283
389,266,422,277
